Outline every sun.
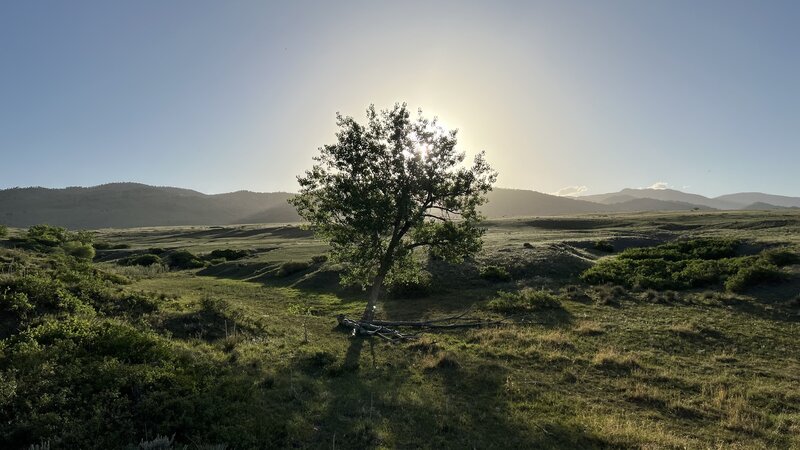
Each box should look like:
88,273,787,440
414,142,432,160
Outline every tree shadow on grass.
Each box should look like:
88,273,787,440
290,333,612,449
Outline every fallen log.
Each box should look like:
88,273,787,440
336,312,506,342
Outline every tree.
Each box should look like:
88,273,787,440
290,103,496,323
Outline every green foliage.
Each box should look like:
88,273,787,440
277,260,311,277
0,224,7,238
724,261,787,292
63,241,96,260
94,242,131,250
581,238,789,292
167,250,206,270
289,103,496,301
92,241,111,250
0,246,183,448
486,289,562,312
760,247,800,267
207,249,250,261
124,254,163,267
387,271,432,298
310,254,328,265
593,240,614,253
619,238,740,261
480,265,512,282
26,224,70,247
21,225,96,260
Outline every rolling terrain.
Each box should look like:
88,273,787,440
3,183,800,229
1,211,798,448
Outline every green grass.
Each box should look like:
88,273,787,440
1,211,799,448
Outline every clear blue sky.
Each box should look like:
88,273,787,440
1,0,798,197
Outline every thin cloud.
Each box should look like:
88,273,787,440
646,181,670,190
551,185,588,197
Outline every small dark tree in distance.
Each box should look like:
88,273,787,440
290,103,496,323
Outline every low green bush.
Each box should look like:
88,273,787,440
593,240,614,253
277,260,311,277
760,248,800,267
480,265,512,282
26,224,70,247
0,224,7,238
387,272,432,298
124,254,162,267
208,248,250,261
724,261,787,292
94,242,132,250
167,250,206,270
311,254,329,265
63,241,96,260
582,238,790,292
93,241,112,250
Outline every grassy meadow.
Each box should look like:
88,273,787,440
1,211,799,449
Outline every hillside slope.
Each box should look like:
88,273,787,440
0,183,299,228
581,188,742,210
715,192,800,208
3,184,792,229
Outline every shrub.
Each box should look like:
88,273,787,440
760,248,800,267
0,224,7,238
486,288,562,312
26,224,70,247
208,249,250,261
63,241,96,260
673,259,723,287
311,254,329,265
124,254,162,267
593,240,614,253
480,265,512,282
1,288,34,317
387,272,432,298
277,260,310,277
724,262,787,292
167,250,206,270
581,238,789,292
95,242,132,250
93,241,112,250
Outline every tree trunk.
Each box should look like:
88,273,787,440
361,272,386,322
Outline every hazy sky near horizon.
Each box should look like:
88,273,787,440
1,1,798,197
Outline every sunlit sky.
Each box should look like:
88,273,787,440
1,1,798,197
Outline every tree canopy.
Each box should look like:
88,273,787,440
290,103,496,321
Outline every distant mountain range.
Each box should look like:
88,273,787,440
0,183,298,229
0,183,797,229
578,188,800,211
